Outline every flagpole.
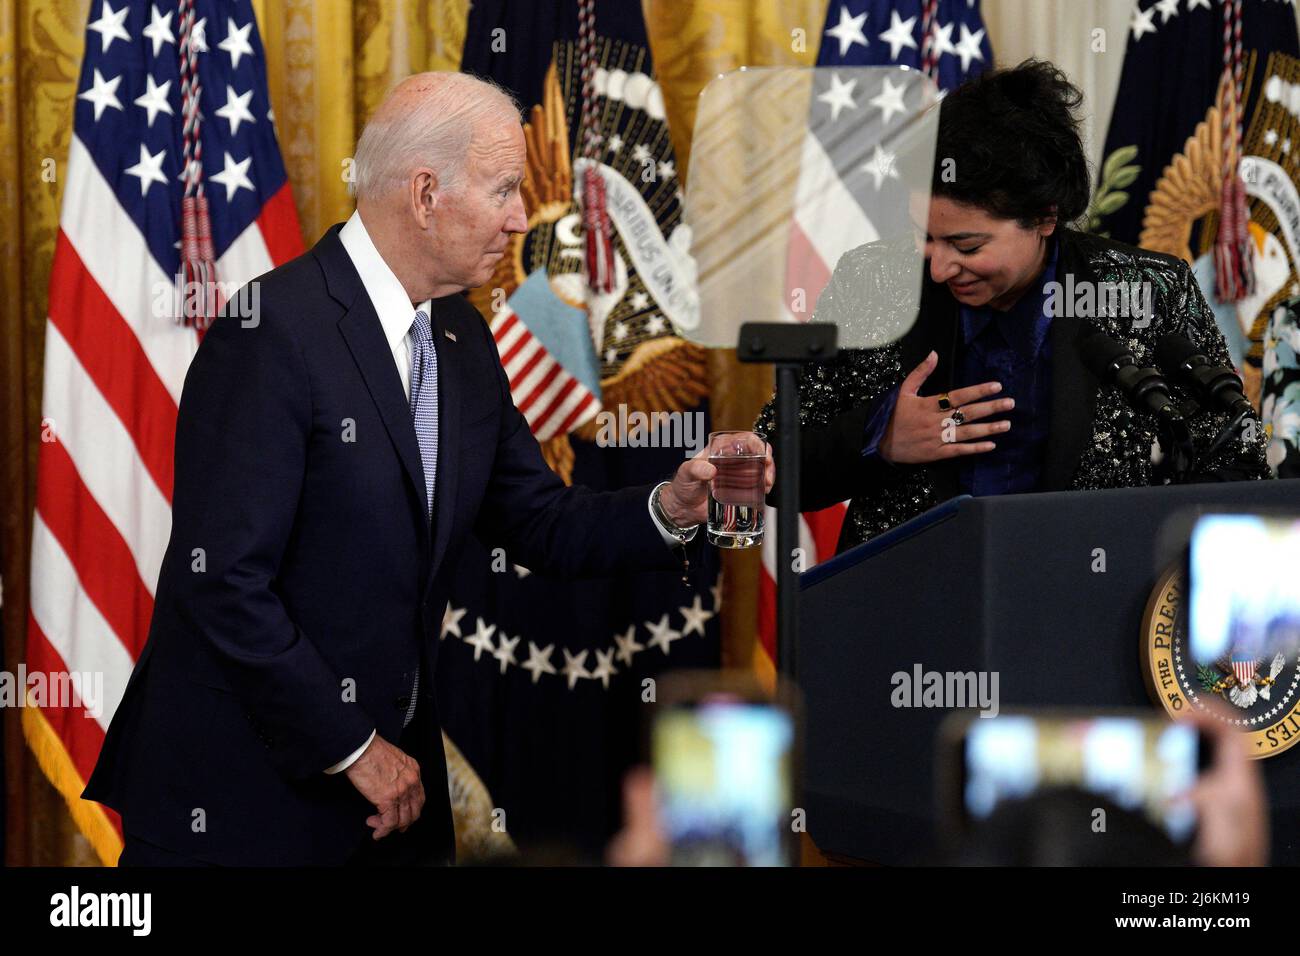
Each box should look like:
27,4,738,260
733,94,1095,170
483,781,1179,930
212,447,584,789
738,322,838,682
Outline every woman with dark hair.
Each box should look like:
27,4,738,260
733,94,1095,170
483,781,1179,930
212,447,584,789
757,59,1270,553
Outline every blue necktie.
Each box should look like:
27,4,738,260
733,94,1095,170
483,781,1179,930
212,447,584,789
405,309,438,727
409,309,439,518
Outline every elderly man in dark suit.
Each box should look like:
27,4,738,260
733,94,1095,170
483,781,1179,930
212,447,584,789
83,72,767,866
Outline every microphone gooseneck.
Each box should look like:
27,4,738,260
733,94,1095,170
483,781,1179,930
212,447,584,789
1154,332,1256,419
1079,331,1184,423
1079,330,1194,481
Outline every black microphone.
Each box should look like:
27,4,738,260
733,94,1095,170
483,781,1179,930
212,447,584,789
1154,332,1255,419
1080,331,1184,424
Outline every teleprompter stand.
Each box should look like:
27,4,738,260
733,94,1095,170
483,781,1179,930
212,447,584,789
737,321,838,681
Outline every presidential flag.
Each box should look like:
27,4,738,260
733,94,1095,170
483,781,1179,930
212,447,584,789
434,0,719,858
1092,0,1300,476
24,0,302,864
756,1,993,679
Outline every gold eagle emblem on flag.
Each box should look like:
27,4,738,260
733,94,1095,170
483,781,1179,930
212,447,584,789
468,52,708,484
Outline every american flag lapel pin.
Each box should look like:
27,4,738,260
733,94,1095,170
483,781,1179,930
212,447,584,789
444,329,457,342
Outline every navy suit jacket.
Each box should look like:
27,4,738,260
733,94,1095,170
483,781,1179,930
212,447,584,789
83,224,688,865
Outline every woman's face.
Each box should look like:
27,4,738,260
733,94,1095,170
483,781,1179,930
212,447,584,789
913,196,1056,311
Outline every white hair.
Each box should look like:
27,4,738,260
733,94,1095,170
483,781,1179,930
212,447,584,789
351,72,521,201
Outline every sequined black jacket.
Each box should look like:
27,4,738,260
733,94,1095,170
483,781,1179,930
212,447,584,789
756,228,1271,553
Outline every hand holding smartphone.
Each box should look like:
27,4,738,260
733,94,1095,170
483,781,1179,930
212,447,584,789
649,672,801,867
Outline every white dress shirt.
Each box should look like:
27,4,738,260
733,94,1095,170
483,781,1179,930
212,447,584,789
322,211,693,775
339,210,430,402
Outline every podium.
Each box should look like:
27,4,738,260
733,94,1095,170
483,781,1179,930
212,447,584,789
798,480,1300,865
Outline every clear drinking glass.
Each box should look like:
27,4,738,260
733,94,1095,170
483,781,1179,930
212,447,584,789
706,430,767,548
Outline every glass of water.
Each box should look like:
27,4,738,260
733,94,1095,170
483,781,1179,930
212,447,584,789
707,430,767,549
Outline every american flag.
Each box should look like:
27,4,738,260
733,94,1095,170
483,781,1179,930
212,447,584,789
24,0,302,864
758,1,993,673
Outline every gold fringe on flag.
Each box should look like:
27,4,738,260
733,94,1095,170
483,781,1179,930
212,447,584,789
20,697,123,867
442,731,517,862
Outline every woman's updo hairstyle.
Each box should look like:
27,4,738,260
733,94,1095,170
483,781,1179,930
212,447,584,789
931,58,1090,228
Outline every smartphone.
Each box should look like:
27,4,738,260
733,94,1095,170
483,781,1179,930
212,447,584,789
939,710,1207,846
650,672,800,867
1187,511,1300,667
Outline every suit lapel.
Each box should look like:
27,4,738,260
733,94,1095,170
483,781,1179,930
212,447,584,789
905,278,962,502
1041,231,1101,490
427,299,463,582
315,225,430,539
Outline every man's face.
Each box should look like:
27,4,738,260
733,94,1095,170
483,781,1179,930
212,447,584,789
911,195,1054,311
427,118,529,291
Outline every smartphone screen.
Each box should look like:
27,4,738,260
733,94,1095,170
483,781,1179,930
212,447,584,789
1188,512,1300,666
652,696,795,866
960,715,1200,844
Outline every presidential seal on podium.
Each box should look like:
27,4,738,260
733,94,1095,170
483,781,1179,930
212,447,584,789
1142,565,1300,759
